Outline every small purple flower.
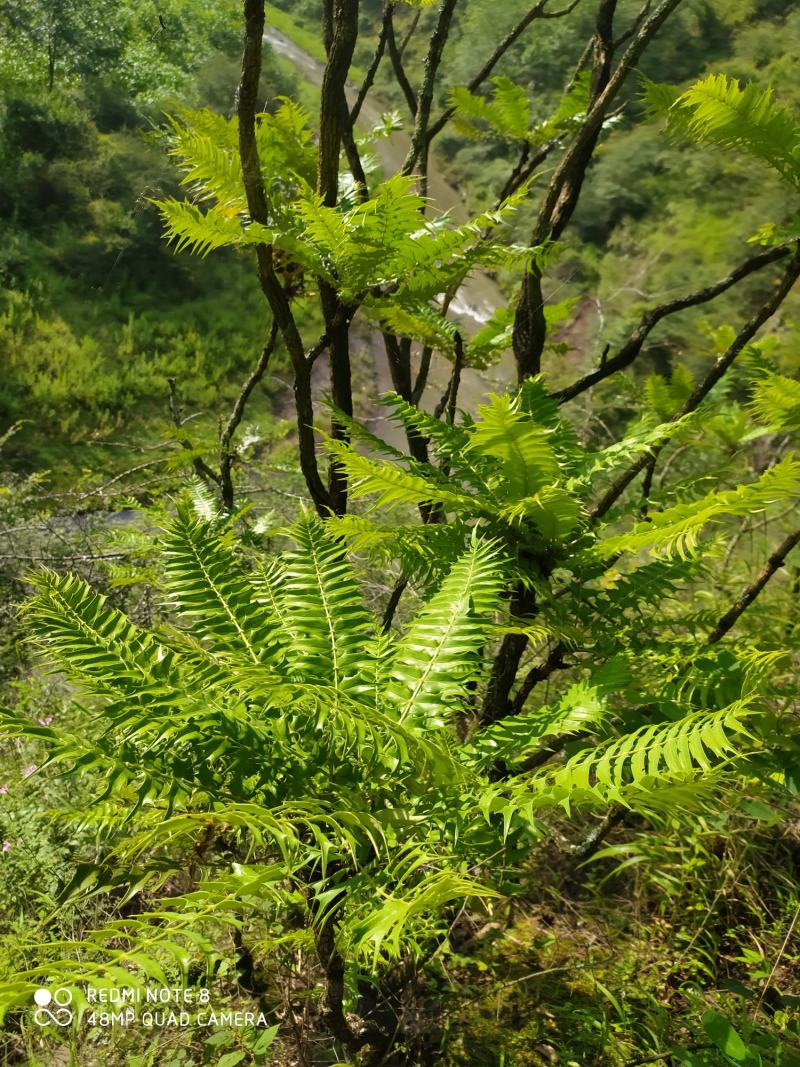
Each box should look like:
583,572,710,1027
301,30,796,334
0,784,8,795
37,717,54,727
2,841,11,854
22,765,37,779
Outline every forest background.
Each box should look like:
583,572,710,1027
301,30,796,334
1,0,800,1065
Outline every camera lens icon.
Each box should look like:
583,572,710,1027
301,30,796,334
33,987,73,1026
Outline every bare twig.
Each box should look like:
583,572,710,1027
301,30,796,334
589,243,800,521
385,1,418,119
350,4,391,124
402,0,459,198
554,245,792,403
167,378,221,487
706,526,800,644
219,320,279,510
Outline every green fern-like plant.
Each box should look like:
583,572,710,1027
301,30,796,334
0,497,765,1043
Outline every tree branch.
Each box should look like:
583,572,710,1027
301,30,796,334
318,0,360,207
318,1,361,515
350,3,390,124
167,377,222,488
513,0,684,380
219,319,279,511
238,0,330,515
553,245,792,404
385,1,418,120
402,0,459,198
589,243,800,521
706,526,800,644
425,0,583,146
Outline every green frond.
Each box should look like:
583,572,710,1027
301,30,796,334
326,513,471,584
368,301,458,359
599,455,800,559
468,393,559,499
387,538,505,724
347,868,498,967
500,485,585,541
166,109,243,209
325,437,483,515
749,372,800,431
155,198,244,256
528,703,753,812
24,570,178,690
280,512,376,692
466,305,515,370
469,668,623,769
657,73,800,189
451,77,531,144
162,507,283,664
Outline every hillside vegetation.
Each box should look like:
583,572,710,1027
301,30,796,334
1,2,800,1066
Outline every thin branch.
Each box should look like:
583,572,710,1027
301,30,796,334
382,575,409,631
398,7,420,58
513,0,685,379
570,805,627,862
167,378,221,487
350,3,390,124
219,319,280,511
706,526,800,644
510,642,568,715
402,0,459,198
425,0,583,146
385,1,418,120
433,335,465,425
238,0,330,514
306,332,330,368
613,0,653,49
554,245,792,404
411,345,433,405
494,140,557,209
589,243,800,521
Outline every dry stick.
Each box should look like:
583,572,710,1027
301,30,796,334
384,0,417,119
553,244,792,404
613,0,653,49
589,243,800,522
350,3,391,124
424,0,584,149
398,7,420,58
513,0,685,380
706,527,800,645
753,903,800,1019
401,0,459,198
494,140,557,210
219,319,279,511
167,378,221,488
238,0,330,515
